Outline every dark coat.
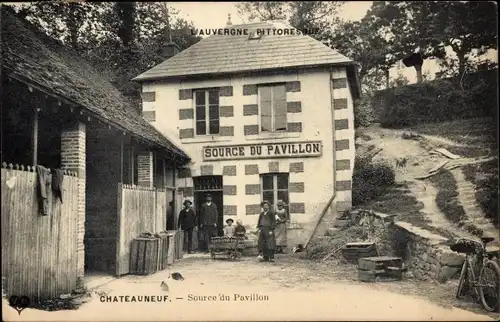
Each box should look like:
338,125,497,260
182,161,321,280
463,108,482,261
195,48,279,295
178,208,197,230
200,202,218,226
257,210,276,230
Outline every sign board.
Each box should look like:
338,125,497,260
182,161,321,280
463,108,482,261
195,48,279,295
202,141,322,161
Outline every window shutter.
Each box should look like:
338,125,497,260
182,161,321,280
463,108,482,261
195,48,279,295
260,86,272,132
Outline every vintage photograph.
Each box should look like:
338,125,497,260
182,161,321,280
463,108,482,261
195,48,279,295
1,1,498,321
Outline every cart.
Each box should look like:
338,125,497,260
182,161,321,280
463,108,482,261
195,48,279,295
209,236,245,260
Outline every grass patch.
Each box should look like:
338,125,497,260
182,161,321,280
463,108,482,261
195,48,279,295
429,169,466,224
364,185,455,240
462,159,499,228
410,117,497,158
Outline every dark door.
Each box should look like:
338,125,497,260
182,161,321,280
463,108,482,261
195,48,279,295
194,190,224,237
193,176,224,237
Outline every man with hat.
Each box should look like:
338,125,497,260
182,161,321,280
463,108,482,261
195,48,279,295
257,200,276,262
178,199,197,253
199,193,219,252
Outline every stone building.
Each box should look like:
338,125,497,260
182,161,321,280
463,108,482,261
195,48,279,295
133,21,360,245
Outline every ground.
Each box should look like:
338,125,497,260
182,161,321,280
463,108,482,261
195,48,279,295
355,118,498,247
3,254,499,321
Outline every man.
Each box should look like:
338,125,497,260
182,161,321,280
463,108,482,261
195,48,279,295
199,193,218,253
178,199,197,254
257,200,276,262
166,201,174,230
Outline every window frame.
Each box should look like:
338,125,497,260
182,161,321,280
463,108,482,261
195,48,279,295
258,83,288,133
193,88,220,136
260,173,289,210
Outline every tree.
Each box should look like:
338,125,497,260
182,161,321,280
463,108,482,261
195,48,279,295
236,1,344,40
364,1,446,84
434,1,498,77
329,10,396,91
18,1,98,51
236,2,287,21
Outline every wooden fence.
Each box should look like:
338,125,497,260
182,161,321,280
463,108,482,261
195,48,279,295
1,164,79,302
116,184,167,276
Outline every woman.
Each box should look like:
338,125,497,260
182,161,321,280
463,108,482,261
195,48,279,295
274,200,289,254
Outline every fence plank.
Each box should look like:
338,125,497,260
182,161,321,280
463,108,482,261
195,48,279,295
1,168,79,302
116,185,167,276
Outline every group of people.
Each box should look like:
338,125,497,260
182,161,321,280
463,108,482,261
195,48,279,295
256,199,289,262
176,193,290,262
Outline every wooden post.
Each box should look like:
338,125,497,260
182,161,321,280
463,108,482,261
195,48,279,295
130,145,135,185
120,136,124,183
32,106,39,166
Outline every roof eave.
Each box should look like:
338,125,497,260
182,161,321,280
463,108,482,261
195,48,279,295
132,61,358,83
5,68,191,161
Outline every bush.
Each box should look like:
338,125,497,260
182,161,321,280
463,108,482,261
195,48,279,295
352,157,396,206
368,69,498,128
353,96,375,128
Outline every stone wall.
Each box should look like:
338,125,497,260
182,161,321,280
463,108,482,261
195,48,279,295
356,211,465,282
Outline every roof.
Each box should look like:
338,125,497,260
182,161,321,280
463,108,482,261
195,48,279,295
1,7,190,163
133,21,360,97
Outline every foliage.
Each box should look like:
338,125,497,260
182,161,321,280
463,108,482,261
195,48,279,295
463,160,499,229
371,69,498,128
429,169,467,225
353,96,376,128
236,1,344,40
434,1,498,76
11,2,202,101
352,155,396,206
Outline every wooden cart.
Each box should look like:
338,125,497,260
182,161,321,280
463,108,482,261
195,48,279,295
209,236,245,260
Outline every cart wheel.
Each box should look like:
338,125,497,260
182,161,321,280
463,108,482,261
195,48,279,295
234,251,242,261
210,250,216,259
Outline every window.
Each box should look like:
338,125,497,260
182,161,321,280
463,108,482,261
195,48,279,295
261,173,289,209
194,89,220,135
259,84,287,132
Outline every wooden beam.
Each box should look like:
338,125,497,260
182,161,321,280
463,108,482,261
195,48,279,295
32,106,39,166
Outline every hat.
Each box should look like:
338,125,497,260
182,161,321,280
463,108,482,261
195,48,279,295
226,218,234,224
205,193,212,198
183,199,192,206
260,200,271,207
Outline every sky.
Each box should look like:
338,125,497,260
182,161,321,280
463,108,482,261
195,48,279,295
170,2,373,29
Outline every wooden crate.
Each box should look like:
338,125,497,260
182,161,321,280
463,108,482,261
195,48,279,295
130,237,159,275
156,233,169,271
177,230,184,259
358,256,404,282
341,242,378,263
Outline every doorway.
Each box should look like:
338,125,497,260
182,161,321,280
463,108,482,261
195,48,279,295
193,176,224,236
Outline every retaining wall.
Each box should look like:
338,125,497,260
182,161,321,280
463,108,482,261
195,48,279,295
362,212,465,282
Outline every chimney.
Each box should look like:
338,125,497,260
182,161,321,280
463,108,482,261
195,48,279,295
162,42,180,60
226,13,232,26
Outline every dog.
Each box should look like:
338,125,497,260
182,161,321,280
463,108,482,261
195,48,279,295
395,157,408,169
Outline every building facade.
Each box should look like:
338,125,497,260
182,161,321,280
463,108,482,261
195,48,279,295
134,21,360,245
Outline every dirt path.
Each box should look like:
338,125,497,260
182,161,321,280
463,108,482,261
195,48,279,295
356,125,476,239
3,255,498,321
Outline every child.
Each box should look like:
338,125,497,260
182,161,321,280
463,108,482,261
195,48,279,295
234,219,247,238
224,218,235,237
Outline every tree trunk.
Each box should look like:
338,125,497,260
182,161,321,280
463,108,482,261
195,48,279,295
385,69,390,89
415,64,423,83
